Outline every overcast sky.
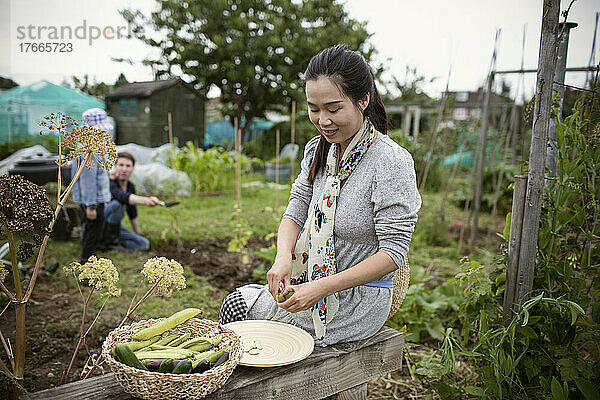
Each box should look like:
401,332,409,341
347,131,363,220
1,0,598,101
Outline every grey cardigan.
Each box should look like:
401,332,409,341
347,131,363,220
237,134,422,346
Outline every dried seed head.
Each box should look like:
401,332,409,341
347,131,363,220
66,256,121,297
38,112,78,133
0,175,54,261
0,175,53,234
63,126,117,170
141,257,186,297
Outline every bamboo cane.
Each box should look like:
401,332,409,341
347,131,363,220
168,112,175,170
235,121,242,255
291,100,296,180
275,128,280,211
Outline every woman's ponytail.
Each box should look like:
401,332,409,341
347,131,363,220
364,70,388,134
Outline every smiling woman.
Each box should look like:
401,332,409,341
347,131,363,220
220,45,421,347
306,77,366,155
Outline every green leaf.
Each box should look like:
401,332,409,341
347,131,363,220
464,386,485,396
551,377,565,400
502,212,511,242
458,350,484,358
592,303,600,324
518,325,538,339
479,309,488,335
570,306,578,325
539,228,550,250
433,381,462,400
540,376,550,392
575,378,600,400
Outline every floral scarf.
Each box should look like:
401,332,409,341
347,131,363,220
290,118,376,339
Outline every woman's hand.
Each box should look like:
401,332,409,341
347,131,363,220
278,281,329,313
266,256,293,300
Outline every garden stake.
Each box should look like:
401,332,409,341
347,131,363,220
235,124,242,266
168,112,175,171
291,100,296,180
275,128,280,211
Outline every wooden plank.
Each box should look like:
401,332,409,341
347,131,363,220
25,327,403,400
327,383,367,400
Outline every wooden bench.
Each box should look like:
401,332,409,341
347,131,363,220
24,326,403,400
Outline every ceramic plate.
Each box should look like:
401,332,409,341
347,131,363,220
223,320,314,367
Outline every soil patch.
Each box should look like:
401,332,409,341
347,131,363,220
0,238,271,399
156,237,270,292
0,276,123,399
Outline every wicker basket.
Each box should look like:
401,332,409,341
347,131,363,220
102,318,242,400
387,258,410,319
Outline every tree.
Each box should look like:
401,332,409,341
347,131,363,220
0,76,18,90
122,0,374,136
384,66,435,104
64,74,112,98
114,73,129,88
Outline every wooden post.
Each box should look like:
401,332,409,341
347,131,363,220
234,118,241,253
291,100,296,180
275,128,280,211
515,0,560,306
503,174,527,324
167,112,175,170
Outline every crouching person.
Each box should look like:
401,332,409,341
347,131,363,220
103,152,161,251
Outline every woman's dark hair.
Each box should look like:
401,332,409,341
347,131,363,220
304,44,388,184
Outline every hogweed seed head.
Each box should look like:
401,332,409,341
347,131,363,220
66,256,121,297
63,126,117,170
38,112,78,133
141,257,186,297
0,175,53,260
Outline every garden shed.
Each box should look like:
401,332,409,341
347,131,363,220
105,78,205,147
0,80,105,143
